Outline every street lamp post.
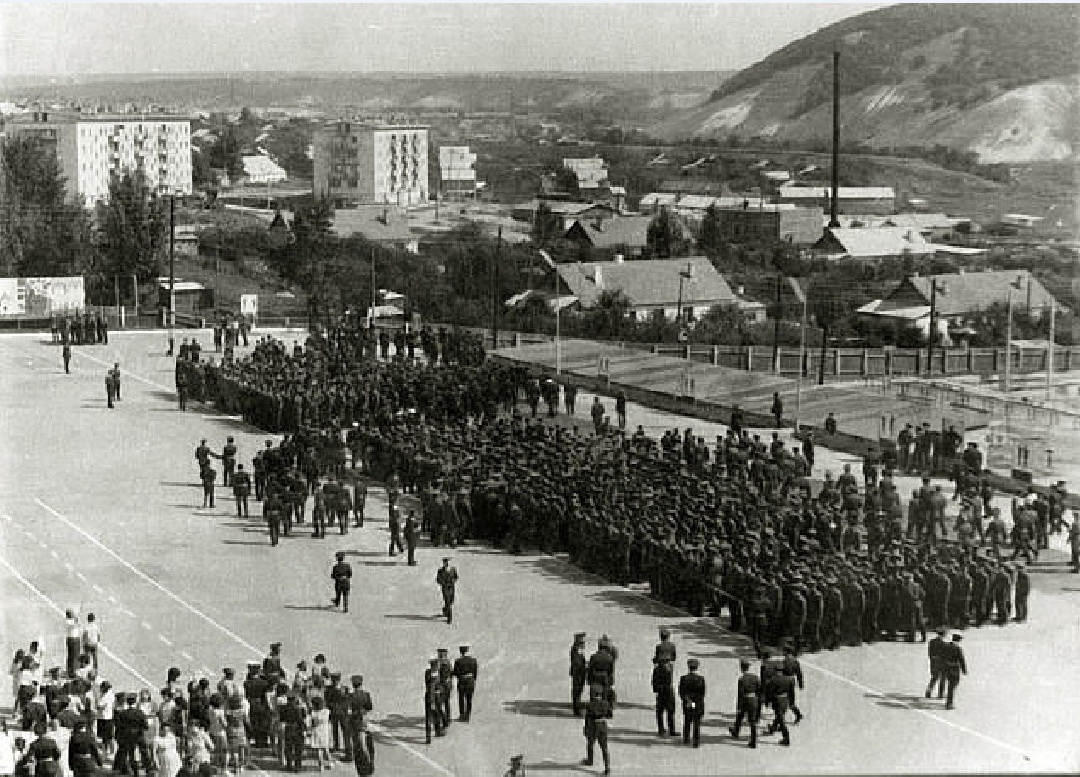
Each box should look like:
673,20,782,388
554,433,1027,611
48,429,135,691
539,249,560,375
167,193,176,356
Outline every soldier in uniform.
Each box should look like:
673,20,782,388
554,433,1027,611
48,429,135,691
678,658,705,748
200,462,217,508
925,627,948,699
232,464,252,518
570,633,588,716
424,659,446,743
652,655,676,737
404,511,419,566
729,658,761,748
437,558,459,624
1014,563,1030,622
264,492,282,546
942,634,967,710
453,645,478,722
324,672,350,757
582,683,612,775
764,662,794,745
388,506,405,556
348,675,374,775
331,552,352,613
221,437,238,487
436,648,454,727
654,627,677,665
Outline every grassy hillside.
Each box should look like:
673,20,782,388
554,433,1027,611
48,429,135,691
711,4,1079,114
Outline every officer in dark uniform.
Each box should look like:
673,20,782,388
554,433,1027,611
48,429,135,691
582,683,612,775
424,659,446,743
942,633,967,709
264,491,282,546
232,464,252,518
570,632,588,716
436,558,458,624
348,675,374,775
765,666,794,745
324,672,350,756
217,437,236,488
436,648,454,726
452,645,478,722
654,627,677,665
925,627,948,699
678,658,705,748
332,552,353,612
729,658,762,748
651,656,676,737
404,511,419,566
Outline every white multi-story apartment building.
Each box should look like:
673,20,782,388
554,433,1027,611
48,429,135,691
438,145,477,196
563,157,609,191
4,112,192,208
313,121,429,207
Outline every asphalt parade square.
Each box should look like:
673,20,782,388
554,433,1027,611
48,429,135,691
1,330,1078,776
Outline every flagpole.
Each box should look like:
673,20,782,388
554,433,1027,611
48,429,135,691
796,294,807,431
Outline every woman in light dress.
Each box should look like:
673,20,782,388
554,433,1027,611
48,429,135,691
224,695,249,773
153,723,183,777
308,696,332,770
184,719,214,769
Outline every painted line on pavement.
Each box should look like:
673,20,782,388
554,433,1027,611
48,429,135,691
158,635,173,646
141,621,154,631
543,553,1034,764
0,555,154,687
180,651,194,662
36,498,264,655
33,497,455,776
74,350,171,391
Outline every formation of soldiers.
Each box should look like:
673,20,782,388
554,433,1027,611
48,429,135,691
185,327,1045,668
51,311,109,346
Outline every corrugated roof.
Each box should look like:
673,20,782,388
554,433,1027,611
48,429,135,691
819,227,933,258
557,257,735,310
900,270,1062,317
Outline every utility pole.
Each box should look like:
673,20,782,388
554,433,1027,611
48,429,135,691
828,50,841,229
1046,298,1056,401
370,248,376,329
492,227,501,350
795,291,808,430
167,193,175,355
772,273,782,371
927,279,938,376
1004,275,1023,394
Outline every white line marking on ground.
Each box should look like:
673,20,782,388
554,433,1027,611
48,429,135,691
50,550,59,559
34,496,456,777
92,584,104,594
74,350,171,391
64,563,74,572
75,572,87,581
37,540,47,549
141,621,154,631
122,608,136,618
36,498,264,654
108,595,118,604
544,553,1034,763
180,651,193,662
158,635,173,646
0,555,154,687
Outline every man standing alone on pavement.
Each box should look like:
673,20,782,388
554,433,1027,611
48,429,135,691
332,552,352,613
437,557,459,625
62,343,71,374
453,645,478,722
925,627,947,699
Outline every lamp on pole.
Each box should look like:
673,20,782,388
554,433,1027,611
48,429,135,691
676,261,693,353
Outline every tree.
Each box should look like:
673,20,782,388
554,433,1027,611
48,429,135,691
647,206,684,259
583,290,631,339
94,170,168,292
531,202,560,246
698,204,722,254
0,136,93,279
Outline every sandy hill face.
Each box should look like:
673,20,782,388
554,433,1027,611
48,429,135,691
652,4,1079,163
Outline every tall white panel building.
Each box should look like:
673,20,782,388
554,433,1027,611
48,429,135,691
313,121,429,207
5,112,193,208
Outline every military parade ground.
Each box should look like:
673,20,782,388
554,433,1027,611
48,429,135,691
1,328,1078,776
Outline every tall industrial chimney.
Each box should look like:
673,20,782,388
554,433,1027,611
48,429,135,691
829,50,841,228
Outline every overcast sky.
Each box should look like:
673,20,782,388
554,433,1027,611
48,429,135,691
0,3,884,76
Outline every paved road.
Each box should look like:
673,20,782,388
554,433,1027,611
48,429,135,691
1,331,1078,775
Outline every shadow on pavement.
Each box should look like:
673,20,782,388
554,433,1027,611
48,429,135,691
502,699,577,719
284,604,338,612
526,760,594,774
514,556,608,588
586,589,686,618
222,539,271,547
867,691,944,711
384,613,443,622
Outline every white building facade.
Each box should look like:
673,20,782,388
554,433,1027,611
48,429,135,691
6,113,193,208
313,121,429,207
438,145,477,196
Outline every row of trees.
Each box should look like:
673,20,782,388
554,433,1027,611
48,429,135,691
0,137,168,305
